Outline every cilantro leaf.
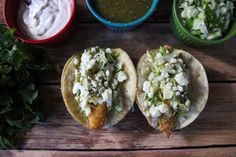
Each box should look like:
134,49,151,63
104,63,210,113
0,25,47,148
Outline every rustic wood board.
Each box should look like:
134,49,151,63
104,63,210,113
8,83,236,150
39,23,236,85
1,147,236,157
1,0,236,156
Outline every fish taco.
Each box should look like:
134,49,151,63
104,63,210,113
61,46,137,129
136,45,209,137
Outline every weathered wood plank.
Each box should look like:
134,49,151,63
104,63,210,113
39,23,236,84
1,147,236,157
8,83,236,149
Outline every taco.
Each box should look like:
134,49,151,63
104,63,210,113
136,45,209,137
61,46,137,130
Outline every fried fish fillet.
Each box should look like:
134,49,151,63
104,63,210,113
158,115,176,138
88,103,108,130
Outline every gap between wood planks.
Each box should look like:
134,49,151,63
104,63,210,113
0,146,236,157
1,144,236,151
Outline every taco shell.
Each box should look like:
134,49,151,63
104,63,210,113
136,47,209,130
61,48,137,129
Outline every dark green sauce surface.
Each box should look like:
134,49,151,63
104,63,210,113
92,0,153,23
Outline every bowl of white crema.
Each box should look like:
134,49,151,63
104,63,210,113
3,0,77,45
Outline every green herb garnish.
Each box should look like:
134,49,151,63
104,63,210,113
0,25,47,148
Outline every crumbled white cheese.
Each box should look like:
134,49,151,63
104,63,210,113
117,71,128,82
102,88,113,108
157,70,169,81
165,82,173,90
143,81,151,93
177,85,184,92
72,47,127,117
105,70,110,76
87,59,96,70
158,103,170,114
143,48,191,120
147,87,156,98
144,101,151,108
89,97,103,105
169,58,177,64
91,47,96,52
80,52,92,75
91,80,98,88
80,98,88,111
149,105,162,117
105,48,112,53
175,64,183,73
170,101,178,111
104,81,109,87
176,91,181,96
73,82,81,94
174,72,189,86
172,86,178,91
148,72,155,81
163,88,173,100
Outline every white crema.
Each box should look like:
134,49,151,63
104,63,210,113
17,0,72,40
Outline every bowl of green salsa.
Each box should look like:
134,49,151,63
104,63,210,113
86,0,159,31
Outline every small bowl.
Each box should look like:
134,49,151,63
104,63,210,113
86,0,159,31
170,0,236,46
2,0,77,46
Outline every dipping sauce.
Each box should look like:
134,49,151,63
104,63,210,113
17,0,72,40
92,0,153,23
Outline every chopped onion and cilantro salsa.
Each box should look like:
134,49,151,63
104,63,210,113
179,0,234,40
72,46,128,117
142,46,191,120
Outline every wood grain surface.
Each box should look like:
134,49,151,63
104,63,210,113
1,147,236,157
39,24,236,85
6,83,234,150
1,0,236,156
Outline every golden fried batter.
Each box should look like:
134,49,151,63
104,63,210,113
88,103,107,130
158,115,176,138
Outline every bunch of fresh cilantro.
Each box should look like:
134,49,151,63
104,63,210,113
0,25,48,148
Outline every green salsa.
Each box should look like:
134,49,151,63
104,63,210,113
92,0,153,23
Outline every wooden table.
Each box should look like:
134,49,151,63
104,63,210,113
1,1,236,156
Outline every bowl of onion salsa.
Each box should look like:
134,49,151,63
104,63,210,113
170,0,236,46
86,0,159,31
